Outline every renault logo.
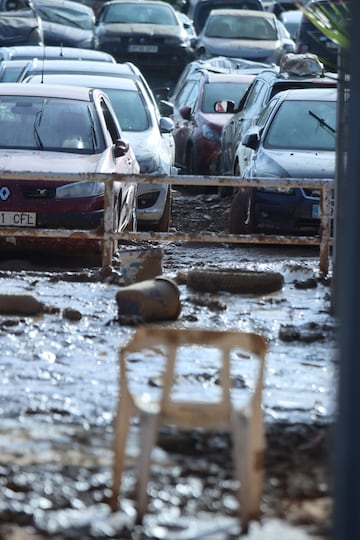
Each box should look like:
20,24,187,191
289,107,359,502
0,187,10,201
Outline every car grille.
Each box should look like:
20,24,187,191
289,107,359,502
22,187,55,199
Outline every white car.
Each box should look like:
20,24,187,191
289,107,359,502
0,83,139,254
25,72,177,231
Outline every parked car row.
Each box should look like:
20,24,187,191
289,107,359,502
0,0,342,254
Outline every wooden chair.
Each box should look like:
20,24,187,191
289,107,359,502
110,326,267,534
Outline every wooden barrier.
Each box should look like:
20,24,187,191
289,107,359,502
0,172,334,274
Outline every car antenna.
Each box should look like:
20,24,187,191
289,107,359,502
41,42,45,84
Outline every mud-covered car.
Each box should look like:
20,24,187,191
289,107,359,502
25,73,177,232
94,0,195,74
0,83,139,254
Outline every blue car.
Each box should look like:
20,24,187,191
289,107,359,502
229,87,336,235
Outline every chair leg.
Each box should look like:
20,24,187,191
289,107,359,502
135,411,159,524
110,397,132,511
232,413,254,534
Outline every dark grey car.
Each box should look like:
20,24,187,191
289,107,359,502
95,0,195,74
0,0,43,46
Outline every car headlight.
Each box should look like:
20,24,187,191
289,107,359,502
201,124,219,141
56,181,104,199
137,155,162,174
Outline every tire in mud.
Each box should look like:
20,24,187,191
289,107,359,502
187,268,284,294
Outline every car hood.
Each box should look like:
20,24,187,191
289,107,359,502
253,147,335,178
200,112,235,130
0,150,109,173
202,37,281,60
42,22,92,41
99,22,182,38
0,15,38,37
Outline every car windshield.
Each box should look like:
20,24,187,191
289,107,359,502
202,81,250,112
37,5,94,30
205,14,277,40
102,88,150,131
0,96,104,153
264,99,336,150
102,2,178,25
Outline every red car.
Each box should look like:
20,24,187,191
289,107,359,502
168,63,255,177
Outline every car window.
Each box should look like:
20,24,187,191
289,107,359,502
101,2,178,25
103,88,150,131
202,81,250,113
264,99,336,150
256,94,280,127
173,80,198,109
242,79,267,112
36,4,94,30
0,96,104,153
100,97,121,143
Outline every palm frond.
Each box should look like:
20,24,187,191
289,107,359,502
297,1,350,49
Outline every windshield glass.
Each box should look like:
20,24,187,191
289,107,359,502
102,2,178,25
103,88,150,131
202,81,250,112
205,14,277,40
0,96,104,153
38,5,94,30
264,99,336,150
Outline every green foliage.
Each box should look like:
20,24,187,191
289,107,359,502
297,0,350,49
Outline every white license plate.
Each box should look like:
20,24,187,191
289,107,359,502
128,44,158,53
0,211,36,227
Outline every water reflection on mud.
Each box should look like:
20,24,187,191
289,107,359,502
0,243,336,538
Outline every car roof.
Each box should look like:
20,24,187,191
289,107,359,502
25,73,140,92
21,58,138,76
274,87,337,101
197,69,256,83
0,45,115,62
0,82,96,101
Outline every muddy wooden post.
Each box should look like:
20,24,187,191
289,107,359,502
102,175,114,267
319,181,333,276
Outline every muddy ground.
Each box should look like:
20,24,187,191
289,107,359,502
0,191,337,539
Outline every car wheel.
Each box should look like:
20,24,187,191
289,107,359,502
153,188,171,232
229,188,256,234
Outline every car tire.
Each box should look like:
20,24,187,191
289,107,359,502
187,268,284,294
153,188,171,232
229,188,256,234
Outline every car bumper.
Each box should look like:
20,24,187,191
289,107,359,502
137,184,168,224
253,189,322,235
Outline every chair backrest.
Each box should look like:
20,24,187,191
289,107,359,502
119,326,267,429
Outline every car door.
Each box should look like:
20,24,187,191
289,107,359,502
170,78,200,171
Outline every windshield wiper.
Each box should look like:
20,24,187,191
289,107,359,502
33,101,46,150
308,110,336,135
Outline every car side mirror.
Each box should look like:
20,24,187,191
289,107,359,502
179,106,192,121
214,100,235,113
242,132,259,151
159,116,175,134
214,99,235,113
114,138,129,158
